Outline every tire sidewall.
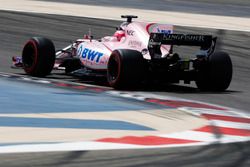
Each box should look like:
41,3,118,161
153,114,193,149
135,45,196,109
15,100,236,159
196,51,232,91
107,50,122,87
107,49,145,89
22,37,55,77
23,40,39,74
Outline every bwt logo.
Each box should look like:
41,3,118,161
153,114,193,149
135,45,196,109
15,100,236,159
157,28,172,34
78,46,104,63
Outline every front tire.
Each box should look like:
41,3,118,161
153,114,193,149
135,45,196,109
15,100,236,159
107,49,145,89
195,51,233,91
22,37,55,77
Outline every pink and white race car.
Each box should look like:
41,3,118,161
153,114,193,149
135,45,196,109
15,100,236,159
13,15,232,90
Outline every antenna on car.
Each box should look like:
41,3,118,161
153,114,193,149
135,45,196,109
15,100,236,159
121,15,138,23
88,28,93,42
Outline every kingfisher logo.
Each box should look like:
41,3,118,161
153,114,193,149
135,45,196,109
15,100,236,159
78,46,104,63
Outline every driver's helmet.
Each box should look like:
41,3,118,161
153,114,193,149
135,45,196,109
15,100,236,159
113,30,125,41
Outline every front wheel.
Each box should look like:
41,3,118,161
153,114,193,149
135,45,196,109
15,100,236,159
195,51,233,91
107,49,146,89
22,37,55,77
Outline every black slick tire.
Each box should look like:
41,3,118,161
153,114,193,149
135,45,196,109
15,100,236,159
107,49,145,89
196,51,233,91
22,37,55,77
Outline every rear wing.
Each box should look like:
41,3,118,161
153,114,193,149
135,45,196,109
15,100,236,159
148,33,217,58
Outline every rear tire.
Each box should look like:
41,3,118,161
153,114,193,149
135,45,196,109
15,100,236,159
22,37,55,77
195,51,232,91
107,49,145,89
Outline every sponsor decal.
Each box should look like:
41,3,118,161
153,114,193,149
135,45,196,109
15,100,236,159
147,23,173,35
127,30,135,36
128,40,142,48
157,28,172,34
77,46,104,63
163,34,205,42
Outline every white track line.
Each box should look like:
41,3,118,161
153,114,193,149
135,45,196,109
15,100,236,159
158,131,249,142
211,120,250,130
179,107,247,118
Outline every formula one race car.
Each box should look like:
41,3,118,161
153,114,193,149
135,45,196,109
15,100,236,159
13,15,232,90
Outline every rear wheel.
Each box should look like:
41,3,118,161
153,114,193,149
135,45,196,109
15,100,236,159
22,37,55,77
195,51,232,91
107,49,145,89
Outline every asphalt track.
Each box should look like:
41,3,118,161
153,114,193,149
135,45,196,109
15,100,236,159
0,142,249,167
0,10,250,167
1,10,250,111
